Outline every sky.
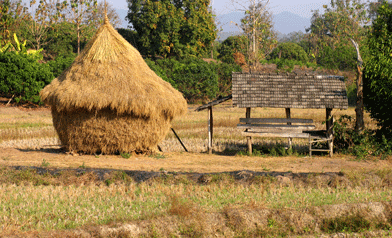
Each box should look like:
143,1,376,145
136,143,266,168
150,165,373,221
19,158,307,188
107,0,330,18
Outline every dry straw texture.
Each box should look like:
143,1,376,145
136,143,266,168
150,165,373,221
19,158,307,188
40,15,187,154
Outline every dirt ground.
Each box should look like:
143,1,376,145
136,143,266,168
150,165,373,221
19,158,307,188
1,146,392,174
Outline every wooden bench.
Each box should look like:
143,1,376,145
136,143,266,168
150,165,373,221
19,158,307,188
238,118,334,156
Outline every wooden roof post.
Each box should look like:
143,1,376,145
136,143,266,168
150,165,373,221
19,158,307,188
286,108,292,149
246,107,252,155
326,108,333,157
208,106,213,154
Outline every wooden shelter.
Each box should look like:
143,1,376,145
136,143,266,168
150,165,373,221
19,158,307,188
232,72,348,156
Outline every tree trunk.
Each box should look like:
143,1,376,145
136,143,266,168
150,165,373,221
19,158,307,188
350,39,364,132
77,23,80,55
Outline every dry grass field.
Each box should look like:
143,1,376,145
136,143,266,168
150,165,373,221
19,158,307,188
1,102,392,237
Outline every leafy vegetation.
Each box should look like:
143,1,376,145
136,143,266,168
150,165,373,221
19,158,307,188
126,0,217,58
149,57,241,102
0,51,53,103
363,1,392,140
333,115,392,160
217,35,248,64
269,42,308,63
305,0,369,70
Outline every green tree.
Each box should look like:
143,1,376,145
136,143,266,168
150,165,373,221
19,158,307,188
306,0,369,70
363,1,392,138
269,42,308,63
126,0,217,58
43,22,80,59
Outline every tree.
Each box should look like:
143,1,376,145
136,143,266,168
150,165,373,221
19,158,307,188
230,0,276,72
126,0,217,58
59,0,98,54
363,1,392,139
17,0,67,51
0,0,28,44
86,1,121,29
306,0,369,70
368,0,392,20
279,31,306,43
269,42,308,63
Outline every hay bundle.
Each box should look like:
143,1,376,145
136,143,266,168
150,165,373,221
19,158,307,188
40,15,187,154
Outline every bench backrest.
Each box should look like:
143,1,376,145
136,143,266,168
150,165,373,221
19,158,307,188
239,118,313,125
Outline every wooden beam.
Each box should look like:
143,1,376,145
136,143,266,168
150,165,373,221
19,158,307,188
242,131,312,138
171,128,188,152
240,118,313,124
208,106,213,154
246,107,252,155
326,108,333,136
286,108,292,149
237,124,315,130
326,108,333,157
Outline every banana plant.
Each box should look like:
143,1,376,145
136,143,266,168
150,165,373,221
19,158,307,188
0,42,13,53
0,33,43,60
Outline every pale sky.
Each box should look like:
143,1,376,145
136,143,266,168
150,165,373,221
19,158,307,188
107,0,330,18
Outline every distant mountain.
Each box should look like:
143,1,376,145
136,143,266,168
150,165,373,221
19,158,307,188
273,11,311,34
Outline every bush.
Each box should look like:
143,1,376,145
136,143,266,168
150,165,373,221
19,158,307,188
316,43,356,70
0,52,54,103
47,54,76,78
218,35,248,64
363,2,392,139
144,58,176,87
171,58,219,102
269,58,303,72
333,115,392,159
214,62,242,97
346,83,357,106
153,58,218,102
269,42,308,63
146,57,241,102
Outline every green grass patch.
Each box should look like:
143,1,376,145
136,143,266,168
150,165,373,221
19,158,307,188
0,122,51,129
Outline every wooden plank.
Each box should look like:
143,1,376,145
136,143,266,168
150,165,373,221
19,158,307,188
242,131,311,138
240,118,313,124
195,95,232,111
246,107,252,155
310,148,332,152
237,124,315,130
286,108,292,149
208,106,213,154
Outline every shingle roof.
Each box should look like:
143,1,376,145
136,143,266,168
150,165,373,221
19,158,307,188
232,72,348,109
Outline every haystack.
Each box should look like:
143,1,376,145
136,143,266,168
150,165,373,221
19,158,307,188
40,15,187,154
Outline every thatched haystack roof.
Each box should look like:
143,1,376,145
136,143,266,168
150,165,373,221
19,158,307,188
40,15,186,119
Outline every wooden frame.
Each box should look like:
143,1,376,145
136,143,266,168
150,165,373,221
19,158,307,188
239,108,334,157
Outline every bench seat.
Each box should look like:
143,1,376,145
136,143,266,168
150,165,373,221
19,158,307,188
238,118,333,156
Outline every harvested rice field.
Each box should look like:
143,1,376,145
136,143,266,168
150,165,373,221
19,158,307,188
1,102,392,238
